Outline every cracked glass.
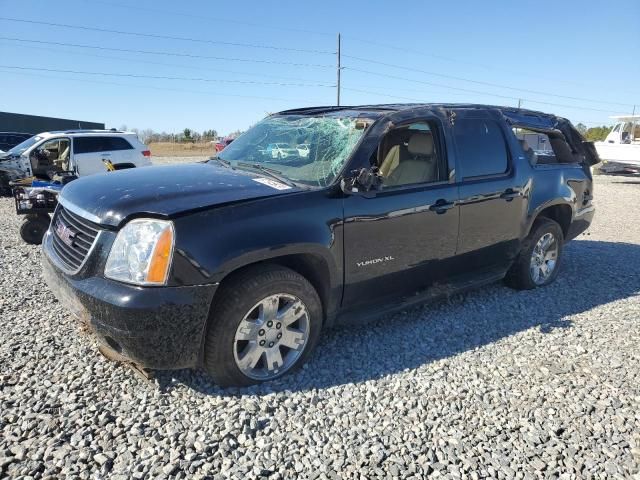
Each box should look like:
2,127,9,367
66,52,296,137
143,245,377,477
217,115,367,187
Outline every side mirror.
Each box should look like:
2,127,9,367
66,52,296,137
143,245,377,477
341,167,382,194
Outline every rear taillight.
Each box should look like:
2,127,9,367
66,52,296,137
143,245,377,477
142,150,151,157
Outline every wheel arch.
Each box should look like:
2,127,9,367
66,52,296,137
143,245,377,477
209,250,338,326
197,252,337,367
529,202,573,239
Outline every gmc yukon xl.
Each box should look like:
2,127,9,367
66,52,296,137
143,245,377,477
42,104,598,386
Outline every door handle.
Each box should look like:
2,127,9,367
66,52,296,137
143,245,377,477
500,189,520,201
429,199,455,214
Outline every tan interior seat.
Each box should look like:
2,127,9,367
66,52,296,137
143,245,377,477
519,139,538,165
385,133,437,186
57,144,70,170
379,144,400,178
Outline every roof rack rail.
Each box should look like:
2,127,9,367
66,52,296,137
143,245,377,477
59,129,125,134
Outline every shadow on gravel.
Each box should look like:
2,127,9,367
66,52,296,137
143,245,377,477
155,240,640,396
612,180,640,185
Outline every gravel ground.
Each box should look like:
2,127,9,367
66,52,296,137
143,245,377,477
1,175,639,479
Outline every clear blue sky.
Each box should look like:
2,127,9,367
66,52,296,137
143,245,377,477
1,0,638,135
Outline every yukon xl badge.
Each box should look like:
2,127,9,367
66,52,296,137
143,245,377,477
55,219,76,247
356,256,395,268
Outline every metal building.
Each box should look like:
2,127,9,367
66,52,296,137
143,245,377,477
0,111,104,134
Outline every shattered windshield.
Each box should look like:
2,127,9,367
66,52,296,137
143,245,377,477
217,115,367,187
6,135,42,156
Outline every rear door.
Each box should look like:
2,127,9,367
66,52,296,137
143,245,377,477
73,137,109,176
453,109,527,272
104,136,136,165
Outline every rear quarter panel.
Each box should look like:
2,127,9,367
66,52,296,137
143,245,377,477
527,163,594,239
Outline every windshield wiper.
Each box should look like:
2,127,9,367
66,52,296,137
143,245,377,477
208,156,233,168
236,162,304,189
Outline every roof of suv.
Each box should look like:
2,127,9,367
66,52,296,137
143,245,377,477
37,129,137,138
278,103,565,120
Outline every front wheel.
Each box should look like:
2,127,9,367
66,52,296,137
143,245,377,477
203,265,322,387
504,217,564,290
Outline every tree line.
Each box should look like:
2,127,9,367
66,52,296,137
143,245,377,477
575,123,613,142
117,125,245,143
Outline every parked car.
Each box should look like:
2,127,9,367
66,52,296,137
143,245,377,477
0,129,152,195
296,143,310,158
265,142,298,159
0,132,33,152
42,104,598,387
215,137,234,152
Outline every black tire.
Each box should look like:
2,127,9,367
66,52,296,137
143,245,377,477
20,215,51,245
504,217,564,290
203,265,323,387
0,172,12,197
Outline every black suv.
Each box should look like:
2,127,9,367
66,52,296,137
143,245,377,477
42,104,597,386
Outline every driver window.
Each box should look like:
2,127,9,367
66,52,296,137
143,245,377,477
374,122,445,188
32,138,71,175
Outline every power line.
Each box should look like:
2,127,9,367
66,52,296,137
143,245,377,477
85,0,334,37
343,55,635,108
0,65,336,88
342,35,639,98
3,66,610,126
0,16,334,55
343,84,618,115
0,37,334,68
0,68,329,104
1,40,331,84
343,67,620,114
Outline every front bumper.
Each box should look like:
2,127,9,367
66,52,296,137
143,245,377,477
42,246,217,370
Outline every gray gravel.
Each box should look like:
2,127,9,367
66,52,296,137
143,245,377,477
1,175,639,479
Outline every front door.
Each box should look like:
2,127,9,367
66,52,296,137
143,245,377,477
342,119,460,310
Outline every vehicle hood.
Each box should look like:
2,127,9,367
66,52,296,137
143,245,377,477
59,163,302,227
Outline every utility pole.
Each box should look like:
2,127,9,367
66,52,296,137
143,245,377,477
336,33,341,106
517,98,522,109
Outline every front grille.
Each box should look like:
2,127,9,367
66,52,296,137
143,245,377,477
50,205,102,272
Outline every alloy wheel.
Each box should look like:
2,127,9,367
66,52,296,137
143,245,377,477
529,232,559,285
233,293,310,380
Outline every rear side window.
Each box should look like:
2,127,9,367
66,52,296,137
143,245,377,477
105,137,134,151
454,119,508,178
74,136,133,154
513,128,578,165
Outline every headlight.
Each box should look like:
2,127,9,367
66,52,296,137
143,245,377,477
104,219,174,285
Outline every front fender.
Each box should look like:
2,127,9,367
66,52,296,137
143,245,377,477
169,190,344,297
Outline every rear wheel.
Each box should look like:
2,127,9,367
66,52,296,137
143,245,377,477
203,265,322,387
504,217,564,290
20,214,51,245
